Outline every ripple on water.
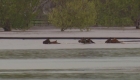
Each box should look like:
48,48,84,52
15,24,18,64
0,48,140,59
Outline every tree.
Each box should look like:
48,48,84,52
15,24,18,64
0,0,39,31
48,0,97,31
95,0,140,28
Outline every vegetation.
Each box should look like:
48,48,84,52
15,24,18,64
48,0,96,31
0,0,39,31
0,0,140,31
95,0,140,28
45,0,140,31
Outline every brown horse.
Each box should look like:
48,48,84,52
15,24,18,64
105,38,121,43
78,38,87,43
43,39,60,44
105,38,112,43
78,38,95,44
43,39,50,44
86,38,95,43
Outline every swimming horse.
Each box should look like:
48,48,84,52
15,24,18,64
43,39,60,44
105,38,121,43
78,38,95,44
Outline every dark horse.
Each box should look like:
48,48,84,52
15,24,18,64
78,38,95,44
105,38,121,43
43,39,60,44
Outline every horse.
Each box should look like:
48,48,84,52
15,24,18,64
78,38,95,44
105,38,112,43
111,38,121,43
43,39,60,44
43,39,51,44
105,38,121,43
78,38,87,43
86,38,95,43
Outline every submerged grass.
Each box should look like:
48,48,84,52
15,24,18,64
0,73,140,79
0,48,139,59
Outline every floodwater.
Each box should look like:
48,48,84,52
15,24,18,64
0,49,140,80
1,29,140,49
0,58,140,80
0,29,140,79
0,57,140,70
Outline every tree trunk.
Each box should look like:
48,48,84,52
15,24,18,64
61,28,66,32
136,21,140,29
136,26,139,29
135,15,140,29
3,19,11,31
3,26,11,31
135,20,140,29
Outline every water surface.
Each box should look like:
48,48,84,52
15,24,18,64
0,48,140,80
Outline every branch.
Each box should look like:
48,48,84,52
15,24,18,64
33,0,51,13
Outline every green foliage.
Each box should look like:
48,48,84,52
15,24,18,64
48,0,96,31
95,0,140,27
0,0,39,31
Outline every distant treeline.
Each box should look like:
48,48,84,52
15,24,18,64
0,0,140,31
